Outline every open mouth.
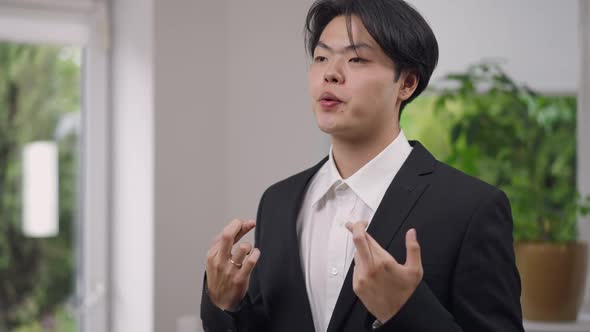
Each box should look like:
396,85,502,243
319,92,343,109
319,99,342,108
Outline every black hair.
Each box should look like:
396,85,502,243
304,0,438,115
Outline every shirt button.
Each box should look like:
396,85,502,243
331,267,338,276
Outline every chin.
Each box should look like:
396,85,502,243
317,125,337,135
315,119,365,142
316,120,350,138
315,115,338,133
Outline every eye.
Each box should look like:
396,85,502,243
314,56,327,63
350,57,368,63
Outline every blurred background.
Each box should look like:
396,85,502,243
0,0,588,331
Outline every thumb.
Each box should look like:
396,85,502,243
405,229,422,268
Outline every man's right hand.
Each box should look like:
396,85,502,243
206,219,261,311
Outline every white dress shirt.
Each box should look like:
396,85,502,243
296,130,413,332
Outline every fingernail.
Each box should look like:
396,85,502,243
408,228,417,240
345,222,352,230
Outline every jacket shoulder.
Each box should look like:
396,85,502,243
432,160,506,203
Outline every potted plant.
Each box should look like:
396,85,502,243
408,61,590,321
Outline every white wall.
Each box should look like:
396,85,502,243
152,1,226,332
408,0,579,94
223,0,324,222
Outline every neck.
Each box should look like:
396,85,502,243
331,125,401,179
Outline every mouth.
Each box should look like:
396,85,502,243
318,92,343,109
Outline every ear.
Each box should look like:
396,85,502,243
398,71,419,102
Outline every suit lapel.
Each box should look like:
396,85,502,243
327,141,437,332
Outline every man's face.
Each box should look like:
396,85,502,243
308,15,404,141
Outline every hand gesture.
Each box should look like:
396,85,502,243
345,221,423,323
206,219,261,311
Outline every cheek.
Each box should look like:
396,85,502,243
307,69,322,98
346,78,396,126
349,80,385,112
364,77,396,106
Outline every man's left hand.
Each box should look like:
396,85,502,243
345,222,423,324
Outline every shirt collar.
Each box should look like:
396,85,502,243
310,130,413,211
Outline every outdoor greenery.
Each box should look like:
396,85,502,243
0,42,78,331
402,62,590,243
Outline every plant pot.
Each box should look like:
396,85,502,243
515,241,588,321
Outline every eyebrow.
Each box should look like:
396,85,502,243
316,41,373,53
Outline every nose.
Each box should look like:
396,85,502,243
324,61,344,84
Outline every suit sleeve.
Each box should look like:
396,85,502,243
377,189,525,332
200,191,271,332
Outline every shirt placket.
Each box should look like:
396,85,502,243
325,183,355,326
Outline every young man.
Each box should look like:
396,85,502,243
202,0,524,331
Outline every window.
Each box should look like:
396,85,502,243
0,1,109,331
0,41,81,331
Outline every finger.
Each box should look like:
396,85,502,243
235,219,256,243
231,242,253,266
345,221,373,268
352,250,365,273
211,219,256,264
214,219,255,243
218,219,249,259
345,220,368,232
237,248,261,280
405,229,422,269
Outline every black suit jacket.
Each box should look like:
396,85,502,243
201,141,524,332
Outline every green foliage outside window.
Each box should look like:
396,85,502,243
0,43,78,331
